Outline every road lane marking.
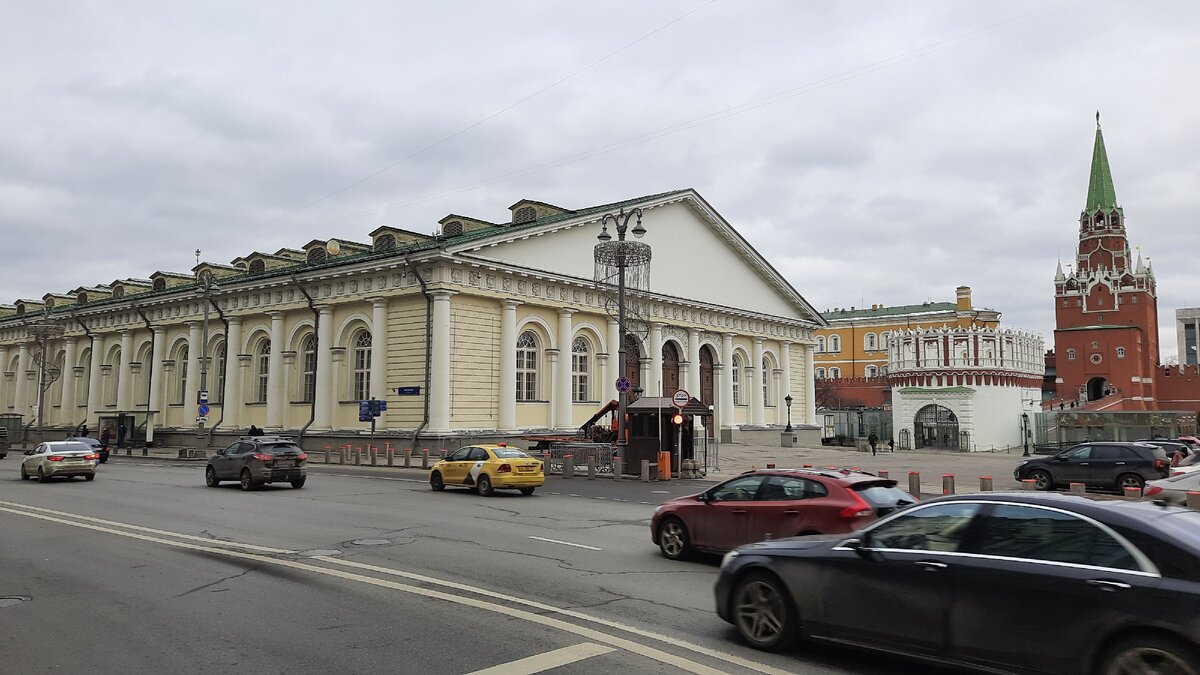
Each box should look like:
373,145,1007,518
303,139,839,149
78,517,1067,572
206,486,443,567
0,501,794,675
528,536,602,551
468,642,614,674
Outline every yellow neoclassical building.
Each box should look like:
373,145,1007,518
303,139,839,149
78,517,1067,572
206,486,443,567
813,286,1001,380
0,189,827,449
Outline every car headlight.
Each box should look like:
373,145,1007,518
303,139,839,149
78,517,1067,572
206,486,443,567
1017,460,1028,466
720,550,740,569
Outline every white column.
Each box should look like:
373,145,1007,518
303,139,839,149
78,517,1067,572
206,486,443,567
752,337,765,425
222,319,242,429
547,348,560,429
60,338,78,418
14,343,30,419
0,346,8,411
555,308,575,429
370,297,388,400
720,333,735,429
116,330,133,411
184,322,201,421
499,300,520,430
313,306,335,430
86,338,102,425
805,343,816,425
606,318,620,401
428,291,454,433
687,328,701,397
780,341,792,426
649,323,663,396
147,328,165,443
266,311,285,429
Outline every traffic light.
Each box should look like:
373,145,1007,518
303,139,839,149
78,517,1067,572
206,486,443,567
672,413,684,425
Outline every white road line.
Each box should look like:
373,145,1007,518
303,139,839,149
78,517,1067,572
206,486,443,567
467,642,614,675
528,536,602,551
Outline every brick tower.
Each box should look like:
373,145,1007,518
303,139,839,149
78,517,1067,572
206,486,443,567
1053,114,1159,409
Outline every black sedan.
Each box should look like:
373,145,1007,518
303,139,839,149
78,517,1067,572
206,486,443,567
715,493,1200,674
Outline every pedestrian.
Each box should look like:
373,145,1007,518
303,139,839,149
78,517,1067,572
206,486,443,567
117,423,127,449
79,423,89,438
888,439,895,453
248,424,264,437
100,425,112,448
868,431,879,456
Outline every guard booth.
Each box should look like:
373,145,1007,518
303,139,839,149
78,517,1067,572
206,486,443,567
621,397,710,477
96,412,151,448
0,413,23,445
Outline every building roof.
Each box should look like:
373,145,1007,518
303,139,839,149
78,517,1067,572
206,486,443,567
1085,114,1120,214
822,302,957,320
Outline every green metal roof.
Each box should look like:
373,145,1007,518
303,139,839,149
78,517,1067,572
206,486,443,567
1084,119,1119,214
822,302,956,320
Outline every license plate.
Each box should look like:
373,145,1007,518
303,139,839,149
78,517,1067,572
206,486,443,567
275,460,293,468
518,466,534,472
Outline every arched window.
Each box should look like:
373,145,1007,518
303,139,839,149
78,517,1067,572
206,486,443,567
571,337,590,403
114,287,125,299
249,259,266,275
77,292,88,305
865,333,877,351
256,340,271,403
108,352,121,406
881,331,891,349
830,367,841,378
307,248,327,265
301,335,317,402
514,206,536,224
732,355,743,405
516,331,538,401
153,278,166,291
816,336,826,353
816,367,826,379
1116,347,1126,359
1067,348,1077,361
352,330,372,401
375,234,396,252
176,346,189,404
830,336,841,353
762,357,771,407
214,343,226,404
866,365,878,378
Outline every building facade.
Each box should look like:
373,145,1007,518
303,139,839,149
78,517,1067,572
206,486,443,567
0,189,826,448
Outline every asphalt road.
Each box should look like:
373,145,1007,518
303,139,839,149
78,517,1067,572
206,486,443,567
0,456,954,675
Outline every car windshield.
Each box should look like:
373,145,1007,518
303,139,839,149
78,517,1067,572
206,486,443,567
52,442,93,453
261,444,302,454
853,482,916,507
493,449,530,458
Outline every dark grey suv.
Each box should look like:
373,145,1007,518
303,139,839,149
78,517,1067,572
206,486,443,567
206,436,307,491
1014,441,1168,492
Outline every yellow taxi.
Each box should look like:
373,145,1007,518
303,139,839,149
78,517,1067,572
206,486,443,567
429,444,544,496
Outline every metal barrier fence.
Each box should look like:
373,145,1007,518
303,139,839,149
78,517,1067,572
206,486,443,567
546,442,615,475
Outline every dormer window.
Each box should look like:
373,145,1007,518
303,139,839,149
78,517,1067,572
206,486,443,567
114,287,124,299
249,259,266,275
375,234,396,252
153,278,166,291
45,298,55,308
442,221,463,236
15,303,25,316
307,248,327,265
77,292,88,305
513,206,536,224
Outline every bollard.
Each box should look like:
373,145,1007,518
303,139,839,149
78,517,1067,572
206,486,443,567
908,471,921,499
563,454,574,479
587,456,596,480
324,445,331,464
614,457,623,480
878,469,889,479
641,459,650,482
1187,491,1200,510
338,447,347,464
385,446,394,467
658,451,671,481
1069,482,1086,495
942,474,956,496
1021,478,1036,490
802,464,813,468
421,448,430,469
979,476,994,492
369,446,378,467
1123,486,1142,500
354,447,362,466
404,448,412,468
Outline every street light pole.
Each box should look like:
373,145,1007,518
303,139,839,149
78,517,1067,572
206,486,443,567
1022,412,1031,457
784,394,793,432
597,208,647,466
195,266,217,435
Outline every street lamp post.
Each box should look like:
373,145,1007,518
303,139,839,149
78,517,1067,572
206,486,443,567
195,266,217,436
856,404,865,438
1022,412,1031,457
784,394,793,432
596,208,648,467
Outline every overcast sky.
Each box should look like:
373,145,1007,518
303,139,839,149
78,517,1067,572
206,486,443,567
3,1,1197,359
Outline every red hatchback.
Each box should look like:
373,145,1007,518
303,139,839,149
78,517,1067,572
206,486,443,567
651,468,917,560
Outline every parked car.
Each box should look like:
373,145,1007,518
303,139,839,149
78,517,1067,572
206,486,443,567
205,436,306,491
1014,441,1168,491
1135,438,1191,461
1144,472,1200,504
64,436,108,463
20,441,99,482
651,468,916,560
429,444,544,496
715,492,1200,674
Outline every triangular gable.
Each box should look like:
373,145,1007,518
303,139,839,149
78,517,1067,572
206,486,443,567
446,189,825,324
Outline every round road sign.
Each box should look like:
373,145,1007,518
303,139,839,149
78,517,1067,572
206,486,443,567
672,389,690,408
198,404,210,417
616,377,632,393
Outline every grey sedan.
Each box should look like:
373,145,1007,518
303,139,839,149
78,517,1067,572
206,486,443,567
21,441,99,482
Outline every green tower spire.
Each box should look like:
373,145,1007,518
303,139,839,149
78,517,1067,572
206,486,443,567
1085,111,1118,213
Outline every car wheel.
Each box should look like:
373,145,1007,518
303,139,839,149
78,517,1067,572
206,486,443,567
732,571,798,652
84,473,95,481
240,469,255,491
20,465,29,480
519,487,535,495
658,517,692,561
430,471,445,491
477,474,494,497
1117,473,1145,492
290,477,306,489
1099,634,1200,675
1029,469,1053,491
205,466,220,487
38,467,49,483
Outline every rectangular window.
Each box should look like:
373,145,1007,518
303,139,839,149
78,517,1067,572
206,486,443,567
572,352,588,402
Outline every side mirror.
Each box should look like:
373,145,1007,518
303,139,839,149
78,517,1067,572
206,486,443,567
696,492,710,503
24,449,35,456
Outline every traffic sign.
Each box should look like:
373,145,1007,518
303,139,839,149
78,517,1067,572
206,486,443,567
616,377,632,393
198,404,210,417
397,386,421,396
672,389,690,408
198,390,209,404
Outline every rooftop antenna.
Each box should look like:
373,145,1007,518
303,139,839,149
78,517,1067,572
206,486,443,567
195,248,201,267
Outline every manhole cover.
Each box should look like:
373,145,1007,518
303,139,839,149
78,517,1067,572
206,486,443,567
350,539,391,546
295,549,342,557
0,596,31,608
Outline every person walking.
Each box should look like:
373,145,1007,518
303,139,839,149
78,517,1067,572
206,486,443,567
868,431,879,456
100,425,112,448
888,439,895,453
247,425,264,437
